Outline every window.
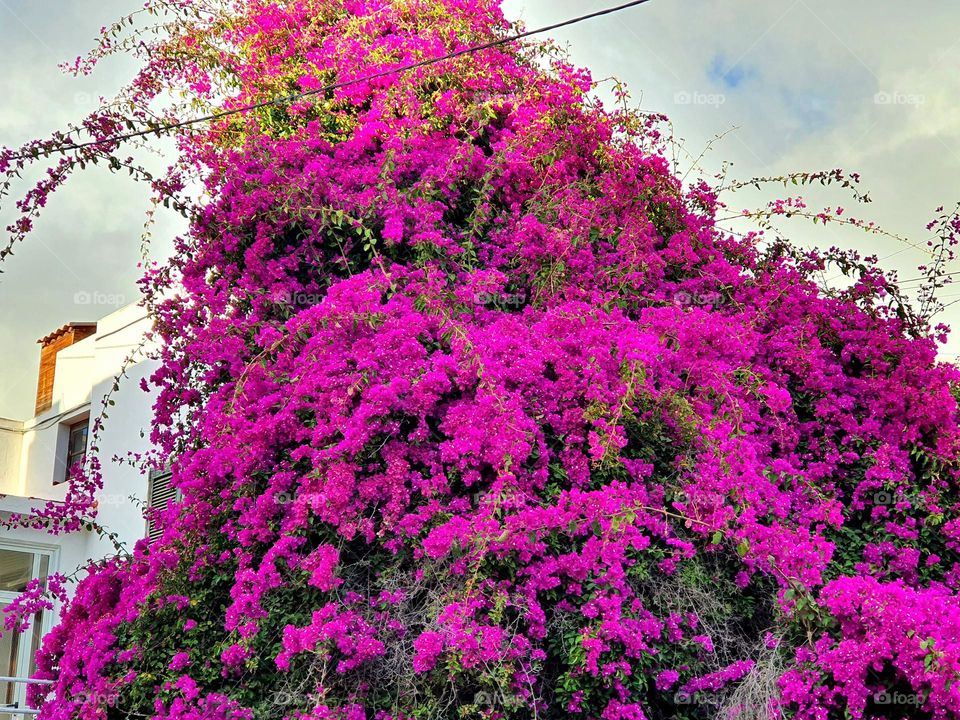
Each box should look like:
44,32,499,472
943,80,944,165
0,545,55,718
60,420,88,485
146,469,178,542
0,549,34,593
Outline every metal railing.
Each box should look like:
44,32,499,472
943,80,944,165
0,677,53,717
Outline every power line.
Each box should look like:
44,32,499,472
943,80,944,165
9,0,655,161
897,270,960,285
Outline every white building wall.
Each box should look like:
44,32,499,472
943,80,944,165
0,419,24,496
0,303,157,593
0,304,158,713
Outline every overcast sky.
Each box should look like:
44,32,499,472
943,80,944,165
1,0,959,419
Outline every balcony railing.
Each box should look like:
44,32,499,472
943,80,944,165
0,677,53,717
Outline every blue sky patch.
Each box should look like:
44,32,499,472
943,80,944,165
708,55,756,89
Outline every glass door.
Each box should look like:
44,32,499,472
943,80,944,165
0,547,53,719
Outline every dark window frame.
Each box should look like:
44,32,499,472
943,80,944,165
61,419,89,485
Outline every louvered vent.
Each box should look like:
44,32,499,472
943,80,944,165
146,469,177,542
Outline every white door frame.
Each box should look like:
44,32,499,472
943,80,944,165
0,541,59,716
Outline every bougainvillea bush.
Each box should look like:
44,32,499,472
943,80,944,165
4,1,960,718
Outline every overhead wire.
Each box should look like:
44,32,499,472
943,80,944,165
8,0,656,161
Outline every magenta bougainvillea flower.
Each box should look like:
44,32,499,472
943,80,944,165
4,0,960,718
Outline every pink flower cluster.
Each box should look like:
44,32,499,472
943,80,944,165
781,577,960,719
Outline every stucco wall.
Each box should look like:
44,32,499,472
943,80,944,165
0,304,158,597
